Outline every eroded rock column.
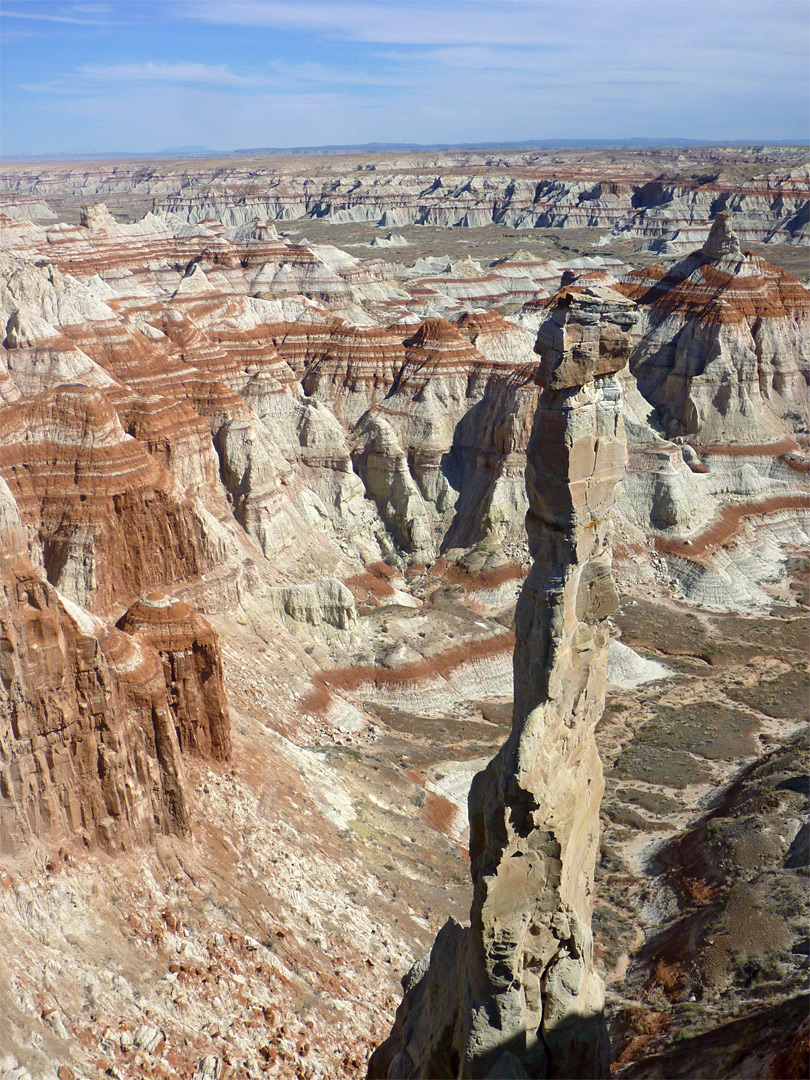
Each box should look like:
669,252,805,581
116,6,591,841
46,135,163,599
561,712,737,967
369,288,636,1079
117,592,232,762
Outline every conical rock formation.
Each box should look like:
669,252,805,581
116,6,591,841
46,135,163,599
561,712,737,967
369,288,636,1079
617,213,810,445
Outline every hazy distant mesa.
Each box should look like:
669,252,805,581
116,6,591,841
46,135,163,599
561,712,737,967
1,146,807,258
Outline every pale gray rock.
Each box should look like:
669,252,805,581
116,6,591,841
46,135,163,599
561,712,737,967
370,291,636,1079
192,1058,223,1080
132,1025,165,1054
269,578,356,630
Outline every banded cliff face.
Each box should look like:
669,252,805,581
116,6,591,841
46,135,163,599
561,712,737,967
3,147,806,248
370,288,636,1079
353,317,539,559
0,474,190,854
117,593,232,762
0,242,239,854
616,213,810,446
153,168,808,248
0,208,541,864
0,383,219,613
0,493,231,854
1,211,548,569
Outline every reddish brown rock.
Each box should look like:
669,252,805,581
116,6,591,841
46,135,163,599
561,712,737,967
0,477,189,854
0,383,217,613
400,317,482,384
120,394,223,500
117,592,231,762
299,322,406,426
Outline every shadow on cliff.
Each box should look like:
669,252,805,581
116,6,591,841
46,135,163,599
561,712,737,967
438,398,499,554
369,975,609,1080
367,937,609,1080
615,994,810,1080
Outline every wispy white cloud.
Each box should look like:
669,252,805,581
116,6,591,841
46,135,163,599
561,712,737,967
26,57,405,96
2,4,113,25
0,28,35,41
177,0,558,46
69,2,114,14
4,0,808,155
177,0,809,52
267,59,409,86
76,61,277,86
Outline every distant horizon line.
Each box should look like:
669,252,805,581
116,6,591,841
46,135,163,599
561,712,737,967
2,137,808,165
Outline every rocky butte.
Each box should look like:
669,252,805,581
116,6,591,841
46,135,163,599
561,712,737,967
370,288,637,1079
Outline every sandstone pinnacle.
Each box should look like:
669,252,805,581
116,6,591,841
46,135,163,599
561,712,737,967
369,290,637,1079
533,286,637,389
702,211,742,260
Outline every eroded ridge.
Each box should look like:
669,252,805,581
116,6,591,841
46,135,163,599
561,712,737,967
369,287,636,1079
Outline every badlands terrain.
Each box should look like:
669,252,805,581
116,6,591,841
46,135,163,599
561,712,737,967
0,146,808,1079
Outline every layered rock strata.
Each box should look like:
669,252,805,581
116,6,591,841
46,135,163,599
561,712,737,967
617,213,810,445
117,592,232,762
3,148,807,248
370,288,636,1078
0,477,189,854
0,383,218,613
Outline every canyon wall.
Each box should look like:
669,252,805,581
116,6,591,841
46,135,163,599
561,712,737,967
155,173,809,248
0,460,232,855
0,176,807,1078
2,203,805,865
0,473,191,854
369,288,636,1079
1,148,807,250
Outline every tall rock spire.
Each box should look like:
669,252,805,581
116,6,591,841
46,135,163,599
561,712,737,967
369,287,637,1080
701,210,742,260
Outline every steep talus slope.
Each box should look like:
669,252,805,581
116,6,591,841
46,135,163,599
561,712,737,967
642,730,809,1010
605,719,809,1080
370,290,636,1079
616,994,809,1080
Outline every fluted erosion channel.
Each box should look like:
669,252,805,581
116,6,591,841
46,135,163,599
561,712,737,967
369,288,638,1080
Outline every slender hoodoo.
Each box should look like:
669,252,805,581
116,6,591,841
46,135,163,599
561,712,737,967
369,286,637,1079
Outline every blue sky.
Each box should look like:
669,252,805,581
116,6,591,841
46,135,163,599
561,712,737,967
1,0,808,157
